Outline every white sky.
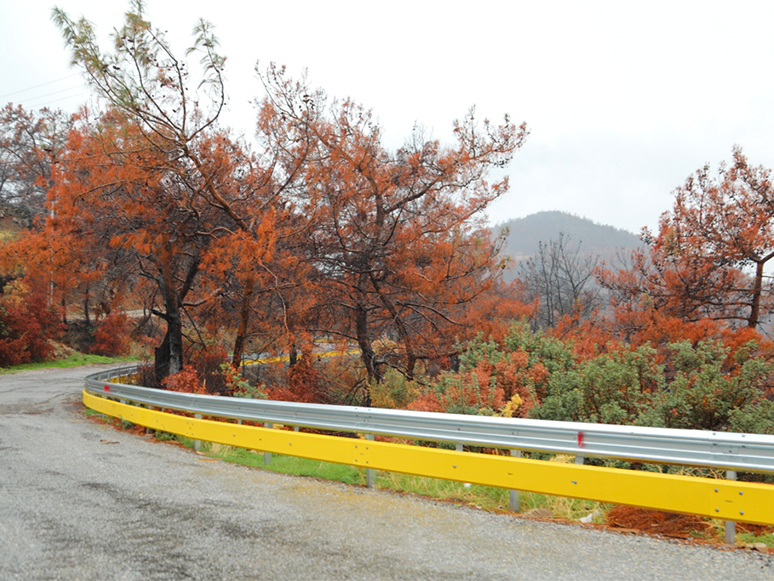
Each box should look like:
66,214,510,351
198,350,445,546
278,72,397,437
2,0,773,234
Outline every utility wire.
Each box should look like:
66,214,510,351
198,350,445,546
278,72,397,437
12,85,85,103
20,90,91,108
0,74,80,100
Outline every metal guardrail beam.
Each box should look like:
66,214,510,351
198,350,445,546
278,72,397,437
85,366,774,474
82,390,774,527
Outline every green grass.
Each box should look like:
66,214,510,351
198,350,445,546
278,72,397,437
737,531,774,548
205,442,365,484
0,353,136,374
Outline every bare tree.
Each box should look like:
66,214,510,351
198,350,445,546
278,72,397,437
517,233,603,329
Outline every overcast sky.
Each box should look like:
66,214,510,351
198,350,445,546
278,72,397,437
2,1,773,235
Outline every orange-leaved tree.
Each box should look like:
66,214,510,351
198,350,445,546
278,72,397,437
255,66,529,390
53,3,283,376
46,111,215,378
0,103,72,221
600,148,774,334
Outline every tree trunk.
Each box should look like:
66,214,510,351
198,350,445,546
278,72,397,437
355,301,378,397
154,331,170,384
167,306,183,377
371,274,416,379
83,289,90,327
748,260,764,329
231,276,255,368
154,255,187,383
154,301,184,383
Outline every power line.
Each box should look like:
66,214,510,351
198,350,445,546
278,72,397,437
12,85,85,104
20,90,91,109
0,74,81,100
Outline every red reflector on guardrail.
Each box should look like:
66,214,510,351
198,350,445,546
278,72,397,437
577,431,584,448
104,385,110,392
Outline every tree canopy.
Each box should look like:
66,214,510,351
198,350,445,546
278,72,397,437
0,2,528,385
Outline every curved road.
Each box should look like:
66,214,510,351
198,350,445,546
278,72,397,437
1,365,772,580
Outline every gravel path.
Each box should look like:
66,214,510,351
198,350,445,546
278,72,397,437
1,365,772,580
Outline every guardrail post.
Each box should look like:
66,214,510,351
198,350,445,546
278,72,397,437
193,414,202,451
510,450,522,513
456,443,472,488
146,406,155,435
575,454,585,465
264,423,273,464
365,434,375,488
725,470,737,545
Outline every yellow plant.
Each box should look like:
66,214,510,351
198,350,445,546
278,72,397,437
499,393,523,417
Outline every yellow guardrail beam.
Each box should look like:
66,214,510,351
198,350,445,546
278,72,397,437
240,348,360,366
84,391,774,526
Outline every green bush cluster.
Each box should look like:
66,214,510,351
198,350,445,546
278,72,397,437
445,323,774,434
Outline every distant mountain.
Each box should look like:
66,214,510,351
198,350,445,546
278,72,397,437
494,211,642,281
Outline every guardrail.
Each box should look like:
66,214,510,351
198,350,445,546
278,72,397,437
86,365,774,473
83,365,774,536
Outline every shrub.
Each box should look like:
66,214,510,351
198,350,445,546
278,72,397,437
91,312,131,356
638,340,773,431
410,364,505,416
0,281,63,366
223,363,267,399
184,339,230,395
162,365,206,394
449,327,774,434
370,369,421,409
269,356,328,403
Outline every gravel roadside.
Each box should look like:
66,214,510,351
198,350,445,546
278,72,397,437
0,365,772,580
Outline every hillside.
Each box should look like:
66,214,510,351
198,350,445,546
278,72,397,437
494,211,642,280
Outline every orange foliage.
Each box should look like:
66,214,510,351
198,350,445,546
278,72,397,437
253,66,530,383
599,148,774,332
162,366,207,394
269,357,328,404
0,282,63,366
91,312,131,356
406,392,445,413
407,354,544,417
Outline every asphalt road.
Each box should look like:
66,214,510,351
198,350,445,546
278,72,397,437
1,365,773,580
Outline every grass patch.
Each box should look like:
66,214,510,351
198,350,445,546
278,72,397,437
206,443,365,485
84,408,111,421
371,471,607,520
0,353,135,374
737,531,774,548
